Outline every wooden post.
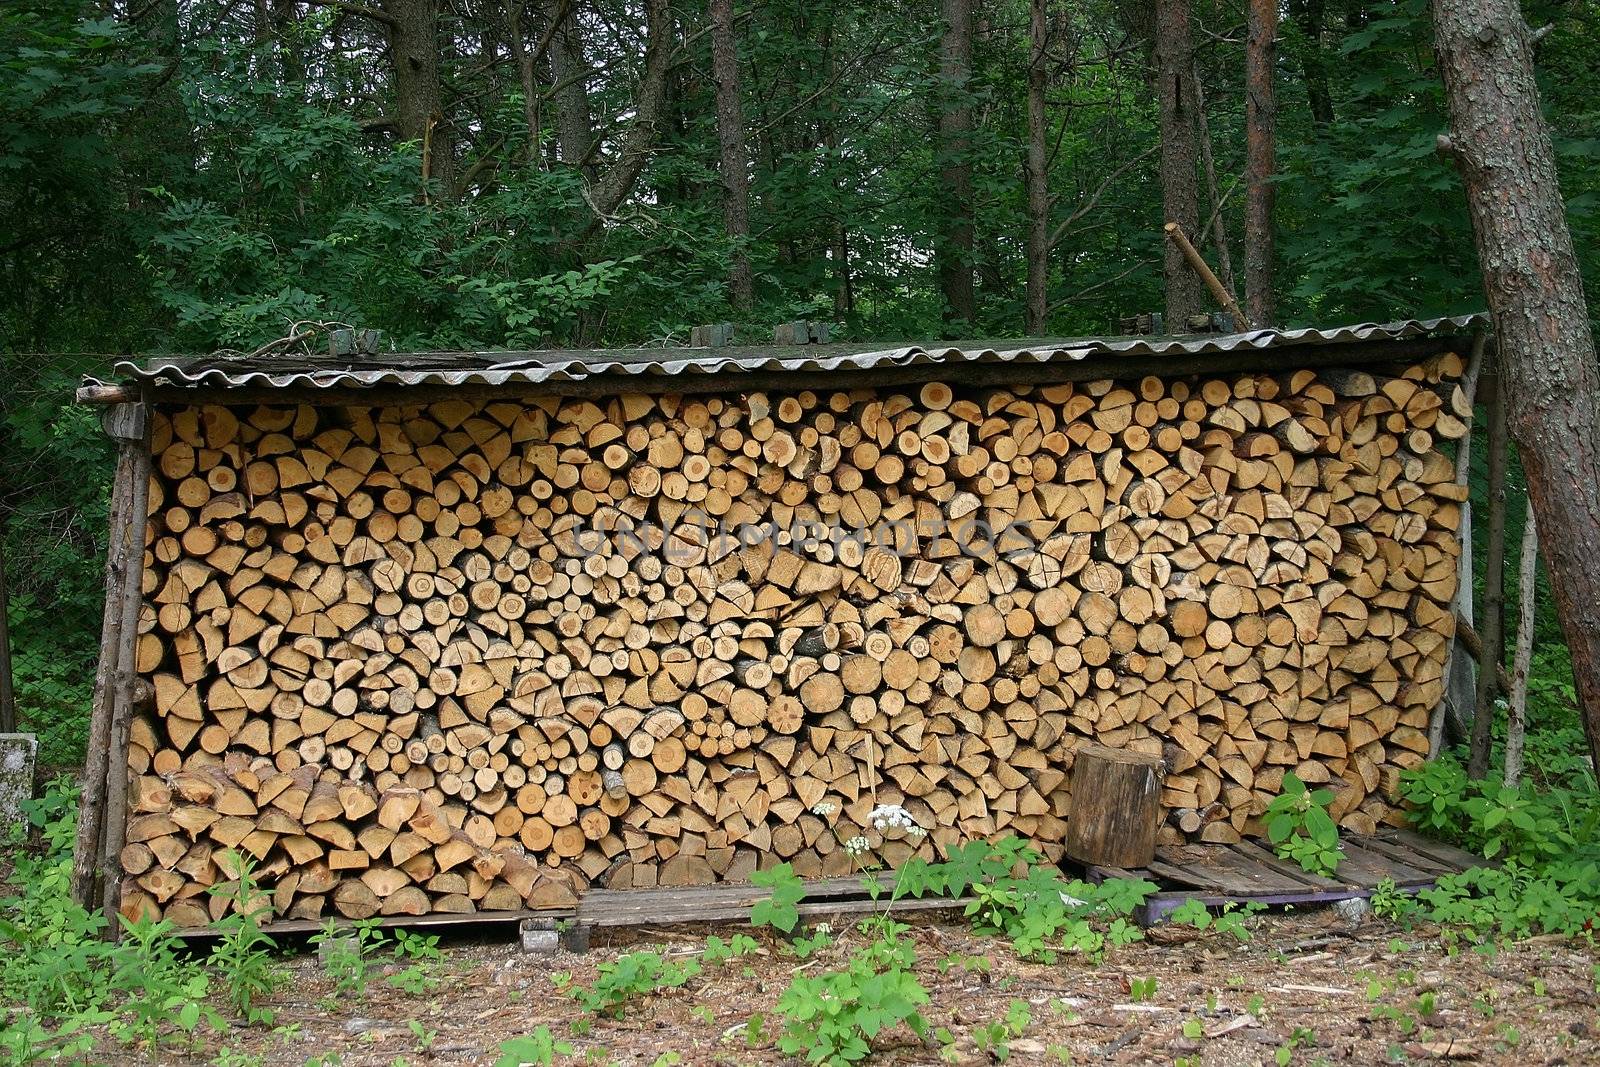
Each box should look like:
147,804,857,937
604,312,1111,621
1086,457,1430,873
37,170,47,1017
1468,370,1508,780
69,401,149,912
1163,222,1251,330
1431,331,1487,756
1063,743,1163,868
1504,506,1538,788
0,534,15,734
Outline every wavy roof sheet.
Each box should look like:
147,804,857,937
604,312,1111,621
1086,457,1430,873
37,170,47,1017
109,315,1484,394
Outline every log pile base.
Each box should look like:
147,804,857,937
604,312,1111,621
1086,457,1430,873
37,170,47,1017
1081,827,1482,924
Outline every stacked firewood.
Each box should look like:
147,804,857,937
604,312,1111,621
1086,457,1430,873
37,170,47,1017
120,354,1470,923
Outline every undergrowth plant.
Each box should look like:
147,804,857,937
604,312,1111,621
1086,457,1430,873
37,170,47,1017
206,851,280,1025
1400,753,1600,937
1265,772,1341,876
568,949,701,1018
774,915,929,1065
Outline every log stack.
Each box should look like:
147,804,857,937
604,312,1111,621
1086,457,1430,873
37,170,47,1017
120,353,1471,923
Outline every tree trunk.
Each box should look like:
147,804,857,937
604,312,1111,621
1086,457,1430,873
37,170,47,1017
1244,0,1277,326
1191,62,1235,303
1504,506,1537,788
581,0,674,228
1435,0,1600,776
1290,0,1334,127
1468,373,1508,780
1155,0,1204,323
1024,0,1050,334
543,0,594,177
936,0,976,330
383,0,453,198
507,1,545,166
710,0,753,310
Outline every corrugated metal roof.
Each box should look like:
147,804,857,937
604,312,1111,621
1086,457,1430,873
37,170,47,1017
106,315,1485,394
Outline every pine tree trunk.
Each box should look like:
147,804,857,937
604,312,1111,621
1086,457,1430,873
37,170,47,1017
1435,0,1600,776
1244,0,1277,326
544,0,594,178
1290,0,1334,127
1024,0,1049,333
384,0,453,198
710,0,753,310
1155,0,1204,323
0,537,14,734
937,0,976,330
1191,63,1235,302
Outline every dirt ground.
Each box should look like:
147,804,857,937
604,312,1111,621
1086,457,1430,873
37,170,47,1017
112,904,1600,1067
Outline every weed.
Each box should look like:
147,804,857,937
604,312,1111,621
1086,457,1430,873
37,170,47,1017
750,863,806,933
1167,898,1262,941
1275,1026,1316,1065
774,918,928,1064
972,999,1031,1062
569,950,700,1018
1128,976,1158,1002
702,933,759,963
1266,773,1341,876
207,850,280,1025
311,919,385,1000
493,1026,572,1067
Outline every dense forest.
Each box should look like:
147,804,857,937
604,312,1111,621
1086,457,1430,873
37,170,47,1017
4,0,1600,356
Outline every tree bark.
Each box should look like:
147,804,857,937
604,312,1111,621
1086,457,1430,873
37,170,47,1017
936,0,976,330
1155,0,1204,323
1289,0,1334,127
1435,0,1600,776
1244,0,1277,326
507,1,545,167
710,0,753,310
544,0,594,177
1191,62,1235,303
1024,0,1050,333
383,0,453,197
1504,506,1537,788
1468,373,1508,780
582,0,674,227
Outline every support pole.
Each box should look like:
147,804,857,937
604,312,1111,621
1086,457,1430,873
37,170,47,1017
69,401,149,914
1468,368,1508,780
0,534,14,734
1431,331,1487,756
1163,222,1251,330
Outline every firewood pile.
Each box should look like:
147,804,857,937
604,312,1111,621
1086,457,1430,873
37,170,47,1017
119,352,1470,924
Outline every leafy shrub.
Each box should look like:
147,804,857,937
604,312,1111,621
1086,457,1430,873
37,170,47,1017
206,851,280,1024
492,1026,572,1067
898,837,1156,961
774,919,929,1065
1265,772,1342,876
749,862,806,933
1398,754,1600,937
568,950,700,1018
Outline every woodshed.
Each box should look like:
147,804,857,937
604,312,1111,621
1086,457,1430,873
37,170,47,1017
70,316,1482,927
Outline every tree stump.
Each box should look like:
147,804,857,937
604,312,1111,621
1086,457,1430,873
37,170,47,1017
1063,743,1163,868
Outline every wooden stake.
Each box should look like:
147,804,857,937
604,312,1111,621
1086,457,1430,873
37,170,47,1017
1163,222,1251,330
1468,369,1508,780
1504,506,1537,788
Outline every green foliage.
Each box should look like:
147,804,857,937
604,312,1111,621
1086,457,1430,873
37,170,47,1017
774,919,929,1065
1167,898,1262,941
972,999,1032,1062
568,950,700,1019
701,933,759,964
749,862,806,934
310,919,385,999
900,836,1154,961
206,851,280,1025
1399,753,1600,937
1266,773,1342,876
493,1026,572,1067
1127,976,1158,1003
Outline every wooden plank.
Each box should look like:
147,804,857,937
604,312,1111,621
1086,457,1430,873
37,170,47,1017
1381,829,1485,873
1152,846,1309,896
1231,840,1345,890
1357,834,1457,876
1334,841,1434,889
173,905,574,940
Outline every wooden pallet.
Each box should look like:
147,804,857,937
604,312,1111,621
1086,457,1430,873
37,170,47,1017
174,874,965,941
1084,829,1484,923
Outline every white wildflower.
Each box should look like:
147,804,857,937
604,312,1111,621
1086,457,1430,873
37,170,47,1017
843,835,870,856
868,803,918,834
906,825,928,840
811,801,837,817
